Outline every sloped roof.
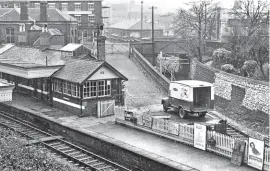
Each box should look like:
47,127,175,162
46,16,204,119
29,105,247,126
0,45,65,67
52,60,128,83
108,19,163,30
60,43,83,52
0,8,77,22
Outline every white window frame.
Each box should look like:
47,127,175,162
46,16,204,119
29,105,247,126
48,3,55,8
74,3,81,11
34,3,40,8
74,15,81,22
88,3,94,10
54,80,62,93
71,84,80,97
14,3,20,8
83,80,111,99
88,15,95,22
19,24,25,32
62,3,68,11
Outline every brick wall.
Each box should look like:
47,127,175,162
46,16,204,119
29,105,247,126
190,58,269,117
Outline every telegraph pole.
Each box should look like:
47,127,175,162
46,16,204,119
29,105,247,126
141,1,143,40
150,6,157,66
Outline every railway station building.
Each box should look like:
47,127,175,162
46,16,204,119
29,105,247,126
0,43,128,117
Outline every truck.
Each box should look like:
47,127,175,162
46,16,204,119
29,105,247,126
161,80,214,119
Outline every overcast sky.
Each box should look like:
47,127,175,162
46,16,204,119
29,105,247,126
103,0,236,14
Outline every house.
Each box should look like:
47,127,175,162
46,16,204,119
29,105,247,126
0,0,103,44
108,19,163,39
0,1,78,46
0,43,128,117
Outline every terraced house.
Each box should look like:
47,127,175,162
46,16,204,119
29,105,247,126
0,0,103,44
0,1,78,46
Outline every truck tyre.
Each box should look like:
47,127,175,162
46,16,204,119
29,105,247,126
198,112,206,117
179,107,187,119
163,103,168,112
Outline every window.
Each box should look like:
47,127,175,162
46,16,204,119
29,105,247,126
54,80,62,93
88,3,94,10
74,15,81,22
75,3,81,11
88,15,95,22
14,3,20,8
71,84,80,97
63,81,71,95
19,24,25,32
48,3,55,8
83,80,111,98
6,28,15,43
35,3,40,8
62,3,68,11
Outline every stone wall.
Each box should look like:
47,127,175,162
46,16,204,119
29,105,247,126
190,58,269,116
130,45,170,93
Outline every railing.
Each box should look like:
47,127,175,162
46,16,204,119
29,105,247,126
114,108,270,170
206,131,235,158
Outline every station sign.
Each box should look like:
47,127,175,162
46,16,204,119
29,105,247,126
194,123,207,150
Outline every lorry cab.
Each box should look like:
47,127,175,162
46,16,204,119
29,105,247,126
162,80,214,119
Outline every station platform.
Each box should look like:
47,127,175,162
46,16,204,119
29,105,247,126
1,94,256,171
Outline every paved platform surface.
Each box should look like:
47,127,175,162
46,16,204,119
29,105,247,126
3,94,256,171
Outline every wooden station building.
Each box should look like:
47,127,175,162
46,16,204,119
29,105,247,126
0,43,128,117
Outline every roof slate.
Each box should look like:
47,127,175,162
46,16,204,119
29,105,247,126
52,60,105,83
0,45,64,67
0,8,77,22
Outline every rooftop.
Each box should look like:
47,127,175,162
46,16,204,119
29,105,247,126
0,8,77,22
60,43,83,52
171,80,213,87
108,19,163,30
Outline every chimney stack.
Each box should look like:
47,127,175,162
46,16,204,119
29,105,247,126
20,1,28,20
97,36,106,60
40,0,48,22
39,24,50,51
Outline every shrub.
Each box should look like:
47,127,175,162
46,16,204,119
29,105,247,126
221,64,237,73
252,63,269,80
241,60,258,77
212,48,232,67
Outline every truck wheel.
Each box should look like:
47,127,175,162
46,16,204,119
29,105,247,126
198,112,206,117
163,104,168,112
179,107,187,119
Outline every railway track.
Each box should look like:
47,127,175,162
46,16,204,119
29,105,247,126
0,112,131,171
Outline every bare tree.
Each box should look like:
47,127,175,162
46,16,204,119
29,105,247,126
173,0,218,62
229,0,269,79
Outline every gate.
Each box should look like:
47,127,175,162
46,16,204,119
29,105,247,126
105,42,129,54
97,100,115,118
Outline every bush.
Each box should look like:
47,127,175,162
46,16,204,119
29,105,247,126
212,48,232,67
241,60,258,77
0,128,80,171
221,64,237,73
252,63,269,81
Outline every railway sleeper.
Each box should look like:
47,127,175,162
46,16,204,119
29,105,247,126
90,162,105,167
74,153,87,159
62,149,77,153
79,156,94,161
47,141,63,146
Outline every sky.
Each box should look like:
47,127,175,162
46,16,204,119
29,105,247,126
103,0,236,14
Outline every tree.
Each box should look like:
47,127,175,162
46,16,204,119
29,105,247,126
173,0,219,62
228,0,269,79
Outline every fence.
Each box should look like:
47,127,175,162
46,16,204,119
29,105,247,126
114,107,270,170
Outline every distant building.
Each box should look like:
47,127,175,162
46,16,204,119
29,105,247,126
105,1,152,25
108,19,163,39
0,43,128,117
0,0,103,44
0,1,78,46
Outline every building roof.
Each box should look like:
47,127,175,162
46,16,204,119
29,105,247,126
0,45,65,67
0,8,77,22
108,19,163,30
171,80,213,88
60,43,83,52
52,60,128,83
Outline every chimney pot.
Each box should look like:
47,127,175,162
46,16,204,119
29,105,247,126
20,1,28,21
